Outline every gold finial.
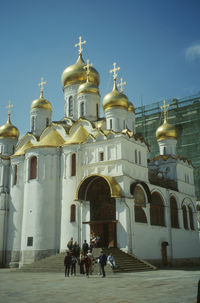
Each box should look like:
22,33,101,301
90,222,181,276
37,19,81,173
75,36,86,55
6,100,13,121
38,77,47,97
117,78,126,92
110,62,120,90
84,59,93,81
160,100,170,122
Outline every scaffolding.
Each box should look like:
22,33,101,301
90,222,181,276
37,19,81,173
135,93,200,200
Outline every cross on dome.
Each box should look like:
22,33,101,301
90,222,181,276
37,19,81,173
84,59,93,81
38,77,47,97
110,62,120,80
117,78,126,92
160,100,170,121
6,100,13,117
75,36,86,55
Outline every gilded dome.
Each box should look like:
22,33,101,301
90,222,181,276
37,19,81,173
102,83,129,111
61,54,100,88
0,115,19,139
31,92,52,111
78,80,100,96
156,119,178,141
128,102,135,112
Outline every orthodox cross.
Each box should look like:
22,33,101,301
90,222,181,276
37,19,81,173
38,77,47,96
6,100,13,117
160,100,170,121
75,36,86,55
110,62,120,80
84,59,93,81
117,77,126,92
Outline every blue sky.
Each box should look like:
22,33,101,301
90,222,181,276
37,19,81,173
1,0,200,137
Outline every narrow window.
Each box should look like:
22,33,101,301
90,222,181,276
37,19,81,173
182,205,188,230
71,153,76,176
135,206,147,223
110,119,112,130
96,104,99,119
150,192,165,226
163,147,166,155
31,117,35,132
13,165,18,185
138,151,141,164
69,96,73,116
46,118,49,127
80,102,84,117
170,197,179,228
27,237,33,247
99,152,104,161
70,204,76,222
135,150,138,163
188,206,194,230
30,156,37,180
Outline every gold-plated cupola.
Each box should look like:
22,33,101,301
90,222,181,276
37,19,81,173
0,102,19,139
156,100,178,141
31,78,52,111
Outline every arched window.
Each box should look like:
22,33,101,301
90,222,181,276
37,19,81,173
13,165,18,185
30,156,37,180
182,205,188,229
138,151,141,164
135,206,147,223
71,153,76,176
46,118,49,127
70,204,76,222
80,102,84,117
69,96,73,116
170,196,179,228
188,206,194,230
150,192,165,226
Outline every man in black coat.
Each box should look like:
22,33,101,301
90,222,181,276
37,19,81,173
64,251,72,277
99,250,107,278
82,240,89,256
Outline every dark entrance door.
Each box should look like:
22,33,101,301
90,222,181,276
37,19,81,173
82,176,117,247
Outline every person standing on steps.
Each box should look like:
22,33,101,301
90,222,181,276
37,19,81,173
107,253,116,269
98,250,107,278
64,251,72,277
82,240,89,256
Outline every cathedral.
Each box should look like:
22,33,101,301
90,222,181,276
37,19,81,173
0,37,199,268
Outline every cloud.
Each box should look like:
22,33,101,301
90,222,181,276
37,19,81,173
185,44,200,61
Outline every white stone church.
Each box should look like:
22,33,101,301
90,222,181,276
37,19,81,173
0,37,199,268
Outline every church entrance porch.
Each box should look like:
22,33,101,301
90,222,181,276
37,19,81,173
77,175,121,248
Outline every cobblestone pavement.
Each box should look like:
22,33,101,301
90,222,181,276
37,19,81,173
0,268,199,303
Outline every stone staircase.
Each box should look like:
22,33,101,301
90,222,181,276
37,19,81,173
18,248,156,273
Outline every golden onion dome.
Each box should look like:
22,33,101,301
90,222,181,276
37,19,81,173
0,115,19,139
156,119,178,141
102,82,129,111
31,91,52,111
128,102,135,113
61,54,100,88
78,80,100,96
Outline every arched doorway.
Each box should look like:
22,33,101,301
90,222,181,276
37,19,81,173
77,175,121,247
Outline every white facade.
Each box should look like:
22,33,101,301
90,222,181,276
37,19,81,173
0,49,199,268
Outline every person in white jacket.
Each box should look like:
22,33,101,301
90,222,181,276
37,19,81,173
107,253,116,269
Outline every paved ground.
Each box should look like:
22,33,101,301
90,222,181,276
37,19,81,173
0,268,199,303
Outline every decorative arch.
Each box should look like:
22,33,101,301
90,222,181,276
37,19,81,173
76,174,121,201
130,181,152,203
170,196,179,228
150,191,165,226
29,156,37,180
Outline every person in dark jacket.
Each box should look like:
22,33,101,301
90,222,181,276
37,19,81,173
82,240,89,256
64,251,72,277
98,250,107,277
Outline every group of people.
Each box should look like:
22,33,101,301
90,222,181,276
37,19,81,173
64,237,116,278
